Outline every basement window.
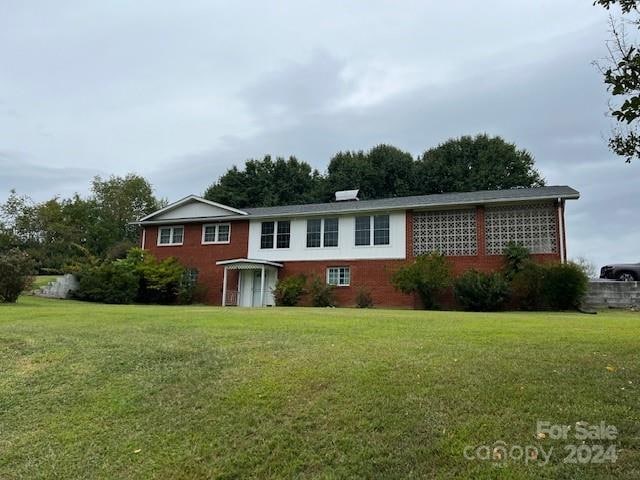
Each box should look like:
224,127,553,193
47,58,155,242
327,266,350,286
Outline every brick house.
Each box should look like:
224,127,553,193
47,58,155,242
135,185,579,308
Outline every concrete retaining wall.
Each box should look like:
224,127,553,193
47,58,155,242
583,280,640,309
35,274,79,299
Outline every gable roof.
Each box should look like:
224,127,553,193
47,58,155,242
135,186,579,224
138,195,247,222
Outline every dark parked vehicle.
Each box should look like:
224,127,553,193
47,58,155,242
600,263,640,281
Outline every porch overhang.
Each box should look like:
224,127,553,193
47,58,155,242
216,258,283,269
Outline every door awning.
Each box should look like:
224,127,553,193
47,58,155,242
216,258,283,270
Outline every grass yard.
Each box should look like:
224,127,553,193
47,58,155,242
31,275,60,289
1,297,639,479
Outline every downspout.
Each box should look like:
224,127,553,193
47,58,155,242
141,227,146,250
557,198,565,263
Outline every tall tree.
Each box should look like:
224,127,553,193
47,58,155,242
91,174,160,249
204,156,326,208
415,134,544,194
326,144,416,200
595,0,640,162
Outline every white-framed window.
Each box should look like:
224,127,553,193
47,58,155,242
306,217,339,248
327,266,350,286
354,214,390,246
157,226,184,246
202,223,231,244
261,220,290,249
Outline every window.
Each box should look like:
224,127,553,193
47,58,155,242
373,215,390,245
184,268,199,285
306,219,321,248
202,223,231,244
355,215,390,246
355,216,371,246
327,267,350,286
323,218,339,247
261,220,290,249
157,226,184,246
261,221,275,249
413,209,478,256
307,218,339,248
276,221,291,248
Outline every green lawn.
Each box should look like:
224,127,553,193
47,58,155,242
31,275,60,289
1,297,639,479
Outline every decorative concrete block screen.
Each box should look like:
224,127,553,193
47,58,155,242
485,203,558,255
413,208,477,256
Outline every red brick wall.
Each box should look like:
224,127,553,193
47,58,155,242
143,221,249,304
281,259,416,308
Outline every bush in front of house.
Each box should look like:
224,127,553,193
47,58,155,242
542,262,589,310
511,261,589,310
0,248,35,303
454,269,510,311
503,241,531,280
355,288,373,308
309,276,336,307
273,274,307,306
73,261,140,304
72,248,197,305
391,252,451,309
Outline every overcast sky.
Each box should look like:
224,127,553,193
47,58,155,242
1,1,638,269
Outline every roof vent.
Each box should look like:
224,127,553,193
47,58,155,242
335,189,359,202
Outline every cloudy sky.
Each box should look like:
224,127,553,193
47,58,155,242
1,0,638,268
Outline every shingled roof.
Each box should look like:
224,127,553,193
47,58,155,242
243,185,579,218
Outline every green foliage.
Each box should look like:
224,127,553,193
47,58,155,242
510,262,546,310
123,248,187,304
204,156,327,208
273,274,307,306
543,262,589,310
415,134,544,193
326,144,416,200
0,248,35,303
72,248,193,305
391,253,451,309
511,261,589,311
503,242,531,280
453,269,510,311
73,261,140,304
0,175,160,272
355,288,374,308
594,0,640,162
309,276,336,307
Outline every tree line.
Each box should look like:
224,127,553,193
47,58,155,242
204,134,544,207
1,134,544,273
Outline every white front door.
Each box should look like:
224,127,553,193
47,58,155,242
252,270,265,307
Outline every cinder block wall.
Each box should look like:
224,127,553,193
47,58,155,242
583,281,640,309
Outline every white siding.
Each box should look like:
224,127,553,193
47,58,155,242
247,212,406,261
154,202,237,220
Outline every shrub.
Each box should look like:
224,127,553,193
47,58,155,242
391,252,451,309
73,262,139,304
0,248,35,303
355,288,373,308
123,248,186,304
511,261,589,311
510,262,546,310
503,242,530,280
543,262,589,310
454,269,510,311
309,276,336,307
273,274,307,306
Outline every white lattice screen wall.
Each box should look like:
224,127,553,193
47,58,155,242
412,209,477,256
485,203,558,254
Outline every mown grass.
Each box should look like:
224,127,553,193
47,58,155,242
0,297,639,479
